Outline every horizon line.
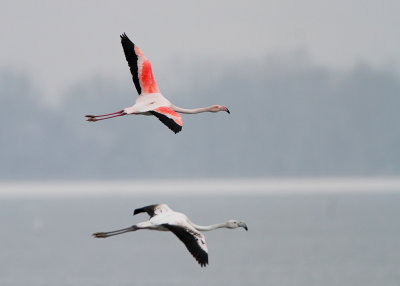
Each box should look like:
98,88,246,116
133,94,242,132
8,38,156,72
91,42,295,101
1,177,400,198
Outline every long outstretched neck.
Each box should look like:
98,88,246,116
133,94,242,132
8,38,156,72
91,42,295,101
190,222,229,231
171,105,213,114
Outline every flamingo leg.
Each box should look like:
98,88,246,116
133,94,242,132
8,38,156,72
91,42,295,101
93,225,138,238
85,110,125,118
86,113,126,122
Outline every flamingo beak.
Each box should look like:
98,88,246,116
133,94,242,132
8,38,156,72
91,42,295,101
220,106,230,114
239,222,248,231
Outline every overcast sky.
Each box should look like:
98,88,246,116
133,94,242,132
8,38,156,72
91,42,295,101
1,0,399,102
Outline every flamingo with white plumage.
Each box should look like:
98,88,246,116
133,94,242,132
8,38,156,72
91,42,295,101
93,204,247,267
85,33,230,134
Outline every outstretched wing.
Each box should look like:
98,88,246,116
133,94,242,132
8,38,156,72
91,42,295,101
163,224,209,267
133,204,173,218
120,33,160,95
150,106,183,134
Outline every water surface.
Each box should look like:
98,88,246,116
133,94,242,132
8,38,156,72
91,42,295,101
1,192,400,285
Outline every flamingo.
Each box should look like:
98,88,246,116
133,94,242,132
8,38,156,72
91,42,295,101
93,204,248,267
85,33,230,134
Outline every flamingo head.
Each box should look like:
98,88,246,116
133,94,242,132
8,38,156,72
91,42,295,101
227,220,248,231
211,105,230,114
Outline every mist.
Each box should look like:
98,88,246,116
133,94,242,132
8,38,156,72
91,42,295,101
1,56,399,180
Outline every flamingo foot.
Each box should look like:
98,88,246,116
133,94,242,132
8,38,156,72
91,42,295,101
86,112,126,122
92,232,108,238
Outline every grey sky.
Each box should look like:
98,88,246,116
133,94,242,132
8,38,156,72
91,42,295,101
1,0,399,101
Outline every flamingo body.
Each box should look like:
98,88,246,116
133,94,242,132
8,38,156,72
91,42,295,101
123,92,170,113
85,33,230,134
93,204,247,267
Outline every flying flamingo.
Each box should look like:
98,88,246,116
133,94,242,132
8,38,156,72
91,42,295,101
85,33,230,133
93,204,248,267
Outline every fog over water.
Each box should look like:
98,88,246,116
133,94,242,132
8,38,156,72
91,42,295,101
1,59,399,180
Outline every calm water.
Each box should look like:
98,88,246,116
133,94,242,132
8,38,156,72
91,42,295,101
1,192,400,285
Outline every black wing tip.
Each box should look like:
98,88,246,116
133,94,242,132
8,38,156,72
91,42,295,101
133,205,148,216
133,207,148,216
120,32,140,94
195,249,208,267
170,126,182,134
173,125,182,134
198,256,209,267
133,204,160,216
169,123,182,134
149,111,183,134
120,33,133,44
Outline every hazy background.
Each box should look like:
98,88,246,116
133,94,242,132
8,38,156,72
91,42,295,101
1,0,399,180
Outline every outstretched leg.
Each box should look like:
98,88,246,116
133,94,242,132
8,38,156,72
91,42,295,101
85,110,127,122
93,225,138,238
87,113,126,122
93,221,153,238
86,110,125,118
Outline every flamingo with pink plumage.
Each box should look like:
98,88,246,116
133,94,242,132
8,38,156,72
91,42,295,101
85,33,230,134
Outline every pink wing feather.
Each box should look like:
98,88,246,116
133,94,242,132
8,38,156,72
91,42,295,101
121,33,160,95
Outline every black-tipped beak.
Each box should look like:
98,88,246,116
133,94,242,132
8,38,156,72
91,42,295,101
220,106,230,114
239,222,248,231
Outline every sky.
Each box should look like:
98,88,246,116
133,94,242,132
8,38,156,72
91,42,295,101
1,0,400,102
1,0,400,180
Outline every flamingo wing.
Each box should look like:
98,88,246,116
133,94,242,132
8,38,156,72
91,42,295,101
163,224,209,267
133,204,173,218
120,33,160,96
150,106,183,134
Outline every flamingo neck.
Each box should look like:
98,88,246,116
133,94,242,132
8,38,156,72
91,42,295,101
171,105,213,114
190,222,229,231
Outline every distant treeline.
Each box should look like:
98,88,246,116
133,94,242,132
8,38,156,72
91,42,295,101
1,59,399,180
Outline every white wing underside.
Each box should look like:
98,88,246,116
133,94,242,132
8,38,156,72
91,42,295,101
152,203,174,216
179,222,209,254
